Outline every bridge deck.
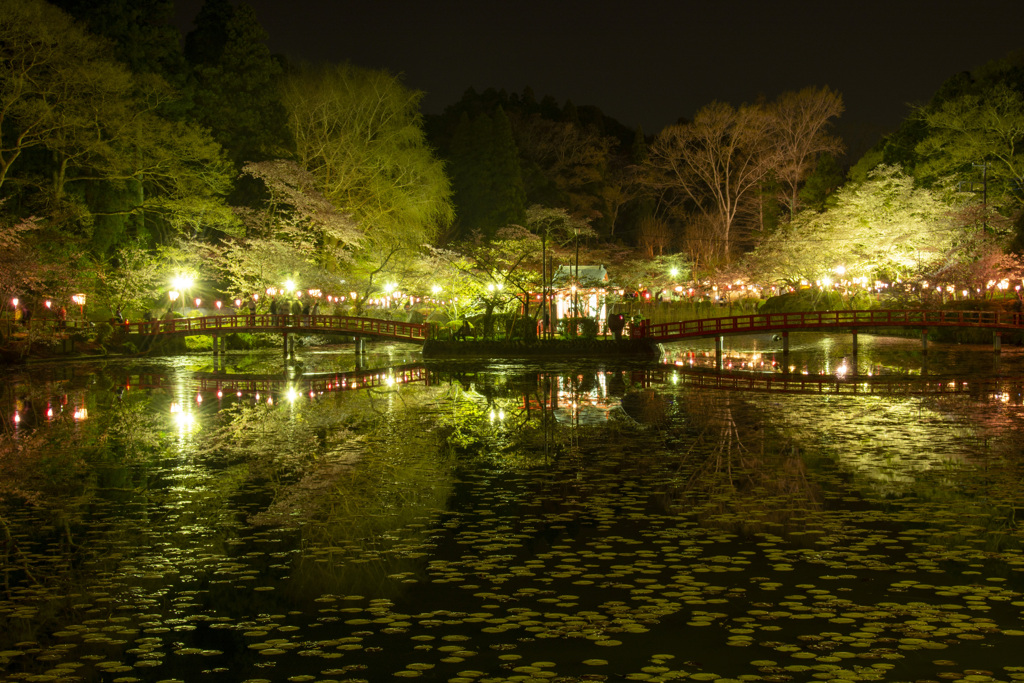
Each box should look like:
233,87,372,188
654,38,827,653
645,309,1024,342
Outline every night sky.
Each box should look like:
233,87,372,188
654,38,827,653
174,0,1023,157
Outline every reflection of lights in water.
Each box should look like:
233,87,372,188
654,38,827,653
174,411,195,430
267,396,273,405
1001,392,1010,403
13,411,20,425
73,408,88,421
217,390,223,399
286,387,299,403
836,359,849,379
46,407,53,419
255,392,260,402
195,392,202,404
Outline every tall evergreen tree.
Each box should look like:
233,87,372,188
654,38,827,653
487,107,527,230
187,2,291,165
52,0,188,87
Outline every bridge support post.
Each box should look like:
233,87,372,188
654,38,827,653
850,329,858,358
921,328,928,354
994,331,1002,353
715,335,724,371
283,332,289,364
355,337,366,355
782,330,789,355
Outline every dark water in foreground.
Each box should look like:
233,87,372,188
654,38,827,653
2,333,1024,683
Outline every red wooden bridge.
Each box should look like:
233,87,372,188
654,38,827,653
641,309,1024,342
118,313,432,343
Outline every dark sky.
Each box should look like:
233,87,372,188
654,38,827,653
175,0,1023,157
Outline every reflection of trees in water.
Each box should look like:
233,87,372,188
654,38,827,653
0,373,457,616
195,385,457,600
657,389,824,533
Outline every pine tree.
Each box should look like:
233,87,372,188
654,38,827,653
486,107,526,231
188,2,291,165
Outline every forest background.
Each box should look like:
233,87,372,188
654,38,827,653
3,0,1024,337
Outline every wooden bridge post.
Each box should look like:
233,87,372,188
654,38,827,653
715,335,724,371
921,328,928,354
283,332,289,364
782,330,789,355
355,337,365,355
994,331,1002,353
850,329,858,358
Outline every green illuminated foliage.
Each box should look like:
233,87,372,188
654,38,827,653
281,63,454,250
745,165,960,285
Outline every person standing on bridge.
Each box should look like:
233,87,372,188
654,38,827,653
247,297,256,325
269,298,279,326
291,299,302,326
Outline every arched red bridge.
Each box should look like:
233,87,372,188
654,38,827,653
119,313,431,343
639,309,1024,343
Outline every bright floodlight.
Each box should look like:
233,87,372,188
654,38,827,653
171,275,194,291
431,285,442,294
283,279,295,292
670,267,679,277
834,265,847,276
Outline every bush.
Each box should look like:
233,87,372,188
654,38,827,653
94,322,113,344
559,316,598,339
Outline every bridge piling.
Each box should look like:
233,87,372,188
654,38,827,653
715,335,724,371
851,329,858,358
994,331,1002,353
782,330,789,355
921,328,928,354
283,332,289,364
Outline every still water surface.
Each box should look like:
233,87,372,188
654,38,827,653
2,333,1024,683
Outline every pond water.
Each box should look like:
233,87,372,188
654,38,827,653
2,333,1024,683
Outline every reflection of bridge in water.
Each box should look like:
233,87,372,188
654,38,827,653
8,364,1024,431
123,364,432,398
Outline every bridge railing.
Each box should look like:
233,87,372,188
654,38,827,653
645,309,1024,340
121,313,431,341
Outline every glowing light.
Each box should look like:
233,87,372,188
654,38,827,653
286,387,299,403
670,267,679,277
283,280,296,292
834,265,846,276
836,358,849,379
171,275,194,291
73,408,88,421
195,393,202,404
